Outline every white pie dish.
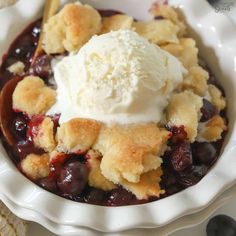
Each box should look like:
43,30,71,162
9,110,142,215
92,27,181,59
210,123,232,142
0,0,236,235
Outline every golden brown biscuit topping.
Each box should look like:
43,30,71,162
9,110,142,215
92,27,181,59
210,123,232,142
12,76,56,116
56,118,101,153
43,3,101,54
21,153,50,180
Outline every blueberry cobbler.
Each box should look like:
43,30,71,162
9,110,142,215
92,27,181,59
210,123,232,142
0,2,227,206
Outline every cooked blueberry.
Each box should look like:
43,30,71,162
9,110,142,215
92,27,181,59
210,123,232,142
176,170,200,188
63,194,84,203
176,165,207,187
192,142,217,165
38,177,57,193
107,188,134,206
57,161,88,196
84,188,106,205
13,116,27,138
27,115,45,141
200,99,217,122
208,74,218,85
3,58,18,68
65,154,86,165
176,171,199,187
32,22,41,38
13,36,35,59
99,10,122,17
192,165,208,177
161,169,177,187
171,141,192,171
155,16,165,20
165,185,180,195
31,54,52,79
166,125,188,143
16,140,39,160
207,215,236,236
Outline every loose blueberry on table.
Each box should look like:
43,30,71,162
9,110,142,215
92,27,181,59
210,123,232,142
207,215,236,236
0,3,227,206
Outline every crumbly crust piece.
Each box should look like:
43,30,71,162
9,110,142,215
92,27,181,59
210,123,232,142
162,38,198,69
122,168,164,200
166,91,203,142
197,115,227,142
208,84,226,111
100,142,153,183
43,3,102,54
57,118,101,153
94,124,169,184
33,117,56,152
150,4,186,36
7,61,25,75
94,123,170,155
133,20,180,45
183,66,209,96
12,76,56,116
101,14,133,34
21,153,50,180
87,149,116,191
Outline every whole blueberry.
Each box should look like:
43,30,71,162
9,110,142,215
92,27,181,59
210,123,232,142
192,142,217,165
84,188,106,205
57,161,88,196
38,177,58,193
31,54,52,79
176,165,207,188
207,215,236,236
107,188,134,206
16,140,38,160
13,35,35,60
176,170,200,187
200,99,217,122
171,141,193,172
13,115,28,138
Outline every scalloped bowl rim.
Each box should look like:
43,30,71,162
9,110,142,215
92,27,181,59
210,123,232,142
0,0,236,233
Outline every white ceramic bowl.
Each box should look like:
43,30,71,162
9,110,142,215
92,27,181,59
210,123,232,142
0,0,236,235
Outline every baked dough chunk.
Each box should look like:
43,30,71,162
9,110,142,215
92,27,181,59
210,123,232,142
94,123,170,184
57,118,101,153
122,168,164,200
101,14,133,34
150,4,186,36
33,117,56,152
43,2,102,54
7,61,25,75
21,153,50,180
133,20,180,45
162,38,198,69
208,84,226,111
166,91,203,142
95,123,170,155
183,66,209,96
87,149,116,191
197,115,227,142
12,76,56,116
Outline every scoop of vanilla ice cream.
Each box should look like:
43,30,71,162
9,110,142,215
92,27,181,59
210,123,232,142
50,30,186,124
